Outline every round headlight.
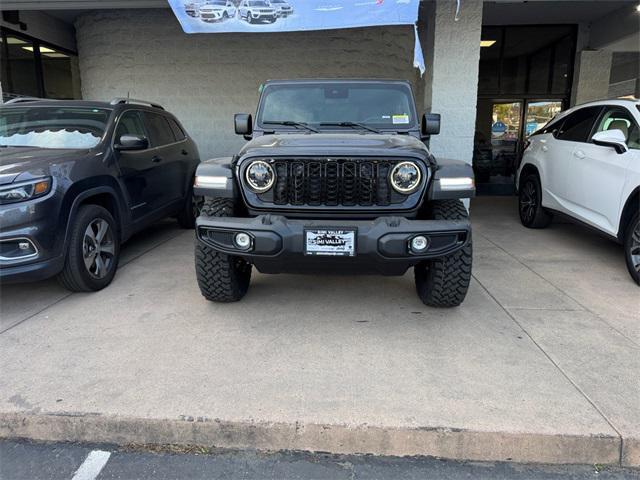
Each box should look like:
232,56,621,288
390,161,421,194
245,160,275,193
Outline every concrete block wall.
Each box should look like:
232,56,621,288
573,50,613,105
420,0,482,165
75,9,420,160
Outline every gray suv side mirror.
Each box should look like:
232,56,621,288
422,113,441,139
235,113,253,139
115,134,149,151
592,130,628,154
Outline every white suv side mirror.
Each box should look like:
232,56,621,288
592,129,629,154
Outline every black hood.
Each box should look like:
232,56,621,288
0,147,92,185
238,133,429,160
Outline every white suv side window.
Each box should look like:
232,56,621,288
555,106,602,143
592,107,640,150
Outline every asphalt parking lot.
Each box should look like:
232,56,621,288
0,197,638,467
2,439,639,480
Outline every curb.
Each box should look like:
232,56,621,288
0,412,626,466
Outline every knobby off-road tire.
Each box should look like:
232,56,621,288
195,197,252,302
414,200,472,307
519,173,552,229
624,211,640,286
58,204,120,292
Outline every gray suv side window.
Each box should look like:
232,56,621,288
115,110,146,141
144,112,175,147
167,117,186,141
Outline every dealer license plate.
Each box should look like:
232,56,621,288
304,229,356,257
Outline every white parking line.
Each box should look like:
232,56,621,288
71,450,111,480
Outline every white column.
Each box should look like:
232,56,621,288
420,0,483,165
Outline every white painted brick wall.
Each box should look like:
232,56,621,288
75,9,421,160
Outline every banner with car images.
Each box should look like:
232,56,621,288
167,0,425,73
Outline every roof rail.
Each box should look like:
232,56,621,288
110,98,165,110
4,96,46,105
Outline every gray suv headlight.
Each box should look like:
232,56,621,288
390,162,421,194
0,177,52,205
245,160,275,193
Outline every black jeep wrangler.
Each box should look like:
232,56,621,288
194,79,475,307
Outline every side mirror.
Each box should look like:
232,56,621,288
592,130,628,154
422,113,441,139
234,113,253,139
115,134,149,151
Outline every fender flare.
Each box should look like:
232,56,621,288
428,159,476,200
194,157,236,199
62,186,129,256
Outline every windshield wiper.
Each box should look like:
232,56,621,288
263,121,318,133
319,122,380,134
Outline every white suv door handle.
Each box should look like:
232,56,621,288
541,145,548,152
574,150,586,159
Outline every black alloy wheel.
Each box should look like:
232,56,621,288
518,174,552,229
519,179,537,224
624,212,640,285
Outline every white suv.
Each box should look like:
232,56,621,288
239,0,277,23
517,99,640,285
199,0,236,22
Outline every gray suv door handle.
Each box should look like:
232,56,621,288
541,145,548,152
152,156,163,163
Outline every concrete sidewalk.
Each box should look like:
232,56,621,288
1,198,638,466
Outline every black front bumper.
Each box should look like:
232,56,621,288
196,215,471,275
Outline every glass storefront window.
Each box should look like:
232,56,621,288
475,25,575,195
1,29,78,100
41,47,75,99
1,35,39,97
477,26,502,95
478,25,576,97
524,101,563,138
551,40,573,95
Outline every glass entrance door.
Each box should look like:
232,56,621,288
523,101,563,139
474,100,522,194
474,98,563,195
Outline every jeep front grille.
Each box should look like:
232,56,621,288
245,158,423,209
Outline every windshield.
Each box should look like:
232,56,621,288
258,83,416,130
250,1,269,6
0,106,110,149
209,1,226,5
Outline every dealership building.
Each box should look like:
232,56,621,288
1,0,638,195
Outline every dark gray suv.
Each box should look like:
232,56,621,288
0,98,200,291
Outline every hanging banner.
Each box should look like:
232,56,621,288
167,0,425,73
